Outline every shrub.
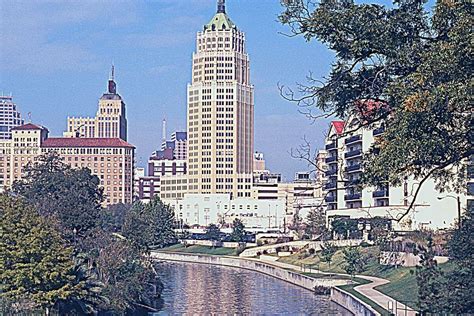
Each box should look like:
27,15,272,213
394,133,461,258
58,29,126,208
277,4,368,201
314,285,331,295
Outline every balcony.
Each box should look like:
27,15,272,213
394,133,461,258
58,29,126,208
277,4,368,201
373,190,389,198
345,149,362,159
373,127,385,136
344,193,362,201
325,196,337,203
325,142,336,150
325,182,337,190
325,156,338,164
345,134,362,145
325,169,338,177
345,164,361,173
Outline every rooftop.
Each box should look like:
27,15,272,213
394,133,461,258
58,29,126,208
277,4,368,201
12,123,47,131
42,138,134,148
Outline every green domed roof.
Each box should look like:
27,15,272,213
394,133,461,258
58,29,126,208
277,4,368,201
204,12,236,31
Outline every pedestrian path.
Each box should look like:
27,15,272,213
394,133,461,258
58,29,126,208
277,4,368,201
258,256,417,316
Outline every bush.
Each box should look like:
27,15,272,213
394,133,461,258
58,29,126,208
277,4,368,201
308,248,316,255
314,285,331,295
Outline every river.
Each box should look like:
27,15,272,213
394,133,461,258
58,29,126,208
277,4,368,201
153,261,351,315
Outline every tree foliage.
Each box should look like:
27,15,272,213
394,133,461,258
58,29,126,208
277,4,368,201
205,224,221,241
12,152,104,241
342,246,367,278
0,195,80,313
319,242,337,268
280,0,473,220
305,207,328,240
230,218,246,242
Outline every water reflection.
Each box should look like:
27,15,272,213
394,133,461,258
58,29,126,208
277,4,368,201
154,261,351,315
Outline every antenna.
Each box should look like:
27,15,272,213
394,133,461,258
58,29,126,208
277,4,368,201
162,118,167,142
27,112,32,123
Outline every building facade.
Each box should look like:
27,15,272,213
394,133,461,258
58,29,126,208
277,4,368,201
64,67,127,141
186,0,254,198
1,123,134,205
0,95,24,140
321,117,468,230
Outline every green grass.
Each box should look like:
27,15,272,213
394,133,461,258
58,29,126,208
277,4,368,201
338,282,390,315
277,245,453,311
160,244,239,256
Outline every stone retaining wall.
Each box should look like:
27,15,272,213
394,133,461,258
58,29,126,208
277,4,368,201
331,287,380,316
151,251,349,289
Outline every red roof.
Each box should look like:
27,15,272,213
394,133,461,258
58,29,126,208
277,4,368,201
11,123,46,131
42,138,135,148
331,121,345,135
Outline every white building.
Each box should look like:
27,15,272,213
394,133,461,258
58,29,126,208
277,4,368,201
169,193,285,231
0,95,24,140
321,116,468,230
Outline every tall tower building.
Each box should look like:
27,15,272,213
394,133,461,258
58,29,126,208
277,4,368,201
0,95,24,139
65,66,128,141
187,0,254,198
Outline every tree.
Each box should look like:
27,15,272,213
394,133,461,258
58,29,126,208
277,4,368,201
0,195,80,314
122,198,177,251
305,207,328,240
319,242,337,268
12,152,104,242
342,247,367,278
230,218,246,242
280,0,473,221
205,224,221,241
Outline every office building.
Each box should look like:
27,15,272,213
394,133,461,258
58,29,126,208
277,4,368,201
64,67,127,141
0,95,24,140
186,0,254,198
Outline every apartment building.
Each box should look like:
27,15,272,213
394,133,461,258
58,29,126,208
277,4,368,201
321,118,468,230
1,123,134,205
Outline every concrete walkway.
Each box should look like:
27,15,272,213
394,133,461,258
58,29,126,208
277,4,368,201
259,256,417,316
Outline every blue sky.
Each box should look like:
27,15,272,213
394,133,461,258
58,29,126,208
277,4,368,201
0,0,337,180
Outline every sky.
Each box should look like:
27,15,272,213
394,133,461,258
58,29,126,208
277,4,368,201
0,0,337,181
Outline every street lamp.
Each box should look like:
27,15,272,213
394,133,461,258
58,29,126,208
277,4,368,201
437,195,462,229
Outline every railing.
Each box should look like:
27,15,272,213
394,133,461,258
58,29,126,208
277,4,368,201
344,134,362,144
344,149,362,158
325,182,337,190
325,196,336,203
344,193,362,201
345,164,361,173
325,142,336,150
325,156,337,163
325,169,338,177
373,190,389,198
373,127,385,136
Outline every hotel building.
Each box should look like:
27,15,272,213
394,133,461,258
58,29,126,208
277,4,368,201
0,123,134,205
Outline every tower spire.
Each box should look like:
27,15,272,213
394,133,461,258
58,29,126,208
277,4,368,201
217,0,225,14
108,65,117,94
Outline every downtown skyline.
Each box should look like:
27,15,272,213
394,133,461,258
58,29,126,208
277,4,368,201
0,0,341,180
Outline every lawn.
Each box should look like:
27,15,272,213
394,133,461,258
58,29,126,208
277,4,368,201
160,244,239,256
277,245,453,310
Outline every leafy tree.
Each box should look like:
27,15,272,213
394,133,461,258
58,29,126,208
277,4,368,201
305,207,328,240
319,242,337,268
12,152,103,242
331,218,361,239
101,203,131,232
205,224,221,241
279,0,473,221
122,197,177,251
0,195,80,314
230,218,246,242
342,247,367,278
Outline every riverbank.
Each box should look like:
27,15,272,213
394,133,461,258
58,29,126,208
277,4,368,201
151,251,379,316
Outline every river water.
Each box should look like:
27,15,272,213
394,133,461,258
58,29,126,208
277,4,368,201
154,261,351,315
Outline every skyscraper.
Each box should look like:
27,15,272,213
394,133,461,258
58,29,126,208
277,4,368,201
0,95,24,139
65,66,128,141
187,0,254,198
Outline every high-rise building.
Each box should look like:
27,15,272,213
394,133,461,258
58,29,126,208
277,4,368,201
0,95,24,139
161,131,187,160
186,0,254,199
64,66,127,141
1,123,134,205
